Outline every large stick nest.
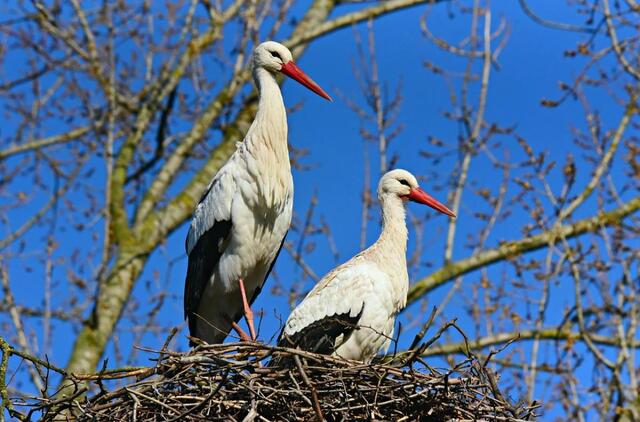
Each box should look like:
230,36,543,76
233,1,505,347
37,342,538,421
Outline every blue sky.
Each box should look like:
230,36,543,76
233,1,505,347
2,1,637,419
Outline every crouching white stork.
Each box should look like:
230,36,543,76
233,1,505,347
184,41,331,345
278,169,455,362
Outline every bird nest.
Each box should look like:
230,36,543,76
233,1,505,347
33,342,538,421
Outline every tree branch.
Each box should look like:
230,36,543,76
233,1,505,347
421,327,640,357
0,262,44,393
518,0,598,33
602,0,640,81
0,126,91,160
288,0,445,50
407,196,640,304
558,100,634,220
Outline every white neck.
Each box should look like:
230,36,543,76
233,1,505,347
361,194,409,307
376,195,409,255
361,193,408,272
245,67,288,158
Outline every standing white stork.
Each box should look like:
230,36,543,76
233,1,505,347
278,169,455,362
184,41,331,344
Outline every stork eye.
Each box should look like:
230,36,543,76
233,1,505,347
270,51,282,60
399,179,411,187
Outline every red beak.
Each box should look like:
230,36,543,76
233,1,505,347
407,187,456,218
280,61,332,101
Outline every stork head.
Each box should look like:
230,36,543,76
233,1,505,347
378,169,455,218
253,41,332,101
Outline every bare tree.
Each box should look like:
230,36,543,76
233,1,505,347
0,0,638,420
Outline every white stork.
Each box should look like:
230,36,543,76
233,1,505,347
184,41,331,344
278,169,455,362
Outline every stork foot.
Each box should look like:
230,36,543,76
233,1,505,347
238,278,257,341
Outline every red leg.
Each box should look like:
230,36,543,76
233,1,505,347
230,321,251,342
238,278,257,341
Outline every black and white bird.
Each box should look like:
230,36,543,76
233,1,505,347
278,169,455,362
184,41,331,344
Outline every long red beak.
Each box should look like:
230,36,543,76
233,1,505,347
280,61,332,101
407,187,456,218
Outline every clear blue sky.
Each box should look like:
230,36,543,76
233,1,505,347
2,1,635,419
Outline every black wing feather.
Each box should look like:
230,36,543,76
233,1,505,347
277,304,365,355
183,219,232,337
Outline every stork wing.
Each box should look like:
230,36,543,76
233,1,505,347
183,219,231,334
279,262,378,354
183,173,234,336
278,305,364,354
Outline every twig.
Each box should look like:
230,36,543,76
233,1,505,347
294,355,324,422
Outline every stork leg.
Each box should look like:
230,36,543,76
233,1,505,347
230,321,252,342
238,278,257,341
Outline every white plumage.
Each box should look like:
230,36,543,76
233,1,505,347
279,169,455,362
184,41,330,344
